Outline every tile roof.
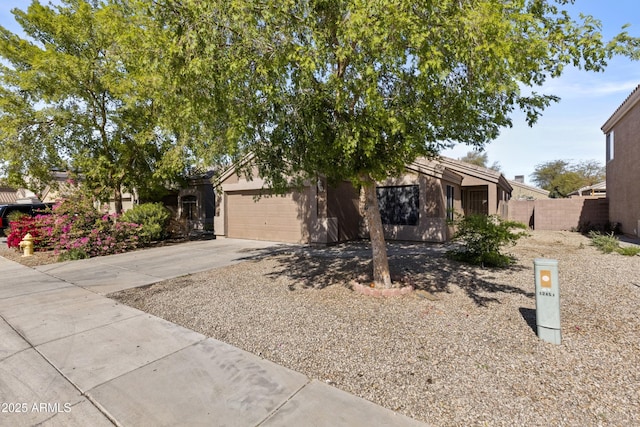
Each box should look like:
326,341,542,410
0,187,18,204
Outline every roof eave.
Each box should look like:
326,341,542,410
601,84,640,133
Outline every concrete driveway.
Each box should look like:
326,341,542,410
1,237,427,426
33,237,289,295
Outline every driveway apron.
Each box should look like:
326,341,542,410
1,238,427,426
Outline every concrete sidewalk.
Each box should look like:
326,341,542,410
0,239,427,426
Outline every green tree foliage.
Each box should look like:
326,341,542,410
0,0,186,212
530,159,605,198
149,0,638,288
459,151,502,172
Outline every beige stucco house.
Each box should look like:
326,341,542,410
212,157,362,245
212,156,512,244
439,157,513,217
509,177,550,200
601,84,640,236
568,181,606,198
0,186,18,204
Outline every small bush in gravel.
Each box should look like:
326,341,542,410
589,231,640,256
588,231,619,254
617,246,640,256
447,214,528,267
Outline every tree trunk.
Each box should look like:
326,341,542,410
114,187,123,214
362,177,393,289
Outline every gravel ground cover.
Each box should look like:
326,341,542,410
110,230,640,426
11,231,640,426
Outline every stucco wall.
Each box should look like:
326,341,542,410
364,172,459,242
506,199,535,228
606,98,640,236
327,181,361,242
506,198,609,231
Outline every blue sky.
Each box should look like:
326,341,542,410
442,1,640,184
1,1,639,186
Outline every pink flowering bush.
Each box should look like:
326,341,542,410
6,216,43,249
6,197,140,260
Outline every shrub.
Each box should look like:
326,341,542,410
589,231,640,256
52,198,140,258
6,196,140,259
120,202,171,243
59,247,90,261
588,231,620,254
617,246,640,256
446,214,529,268
6,216,42,249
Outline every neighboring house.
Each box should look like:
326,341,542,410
568,181,606,198
212,155,511,244
177,170,216,235
8,168,215,237
38,171,78,204
509,176,550,200
0,186,18,204
601,84,640,236
13,188,41,204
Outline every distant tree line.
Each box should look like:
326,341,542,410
531,159,605,198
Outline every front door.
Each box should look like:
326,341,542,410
463,188,489,216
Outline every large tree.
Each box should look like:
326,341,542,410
459,151,502,172
0,0,185,212
531,159,605,198
151,0,638,288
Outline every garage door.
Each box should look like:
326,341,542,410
226,190,307,243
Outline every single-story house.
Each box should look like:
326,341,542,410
176,170,216,235
601,83,640,236
568,181,606,198
212,156,513,244
212,157,361,245
438,157,513,218
509,177,550,200
0,186,18,204
9,168,217,238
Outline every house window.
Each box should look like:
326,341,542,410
606,131,614,162
182,195,197,220
446,185,455,221
376,185,419,226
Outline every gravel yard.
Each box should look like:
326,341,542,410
107,230,639,426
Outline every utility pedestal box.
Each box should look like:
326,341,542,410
534,258,561,345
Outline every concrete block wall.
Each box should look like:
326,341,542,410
506,200,535,228
505,198,609,231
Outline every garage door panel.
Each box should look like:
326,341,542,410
226,191,306,243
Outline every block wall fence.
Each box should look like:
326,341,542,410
504,198,609,231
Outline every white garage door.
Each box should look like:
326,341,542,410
226,190,307,243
